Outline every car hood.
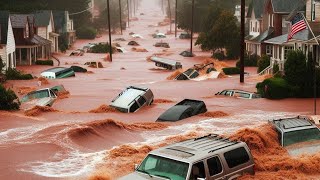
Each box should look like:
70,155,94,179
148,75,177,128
119,172,166,180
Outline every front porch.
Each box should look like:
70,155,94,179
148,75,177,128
16,44,51,66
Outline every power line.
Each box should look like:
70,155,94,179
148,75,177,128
69,6,93,16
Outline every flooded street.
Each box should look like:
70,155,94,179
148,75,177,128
0,1,320,180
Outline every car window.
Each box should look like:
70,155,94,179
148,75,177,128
179,109,192,120
137,96,147,106
129,101,140,113
189,161,205,180
207,156,223,176
190,71,199,79
283,128,320,146
234,92,250,99
226,91,233,96
224,147,250,168
50,90,56,97
184,69,195,76
219,90,227,95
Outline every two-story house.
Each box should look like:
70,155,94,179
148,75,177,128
53,11,76,47
0,11,16,70
33,11,59,53
245,0,267,56
263,0,320,74
11,14,52,66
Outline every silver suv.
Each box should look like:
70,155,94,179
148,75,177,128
110,86,154,113
120,134,255,180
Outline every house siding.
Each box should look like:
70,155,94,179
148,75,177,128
0,17,16,69
0,46,7,70
37,27,47,39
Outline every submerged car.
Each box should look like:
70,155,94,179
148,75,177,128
41,67,75,79
120,134,255,180
215,89,261,99
175,63,214,81
179,32,191,39
154,42,170,48
180,50,194,57
84,61,104,68
157,99,207,122
70,49,84,56
128,41,140,46
21,88,57,107
110,86,154,113
270,117,320,147
153,33,166,38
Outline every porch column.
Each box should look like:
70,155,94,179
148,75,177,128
28,48,31,65
281,46,285,62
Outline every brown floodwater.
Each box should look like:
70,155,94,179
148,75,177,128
1,0,320,179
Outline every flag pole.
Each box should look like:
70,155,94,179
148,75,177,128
301,13,318,115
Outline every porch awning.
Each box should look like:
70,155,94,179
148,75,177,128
264,34,289,45
31,35,51,46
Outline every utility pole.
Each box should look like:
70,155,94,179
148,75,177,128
133,0,136,16
107,0,113,62
127,0,130,27
162,0,164,14
168,0,172,33
240,0,245,83
175,0,178,37
190,0,195,55
119,0,123,35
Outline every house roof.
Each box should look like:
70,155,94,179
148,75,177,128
248,27,274,43
31,35,51,45
33,11,52,27
0,11,10,44
264,34,289,44
247,0,265,19
10,14,34,28
271,0,305,13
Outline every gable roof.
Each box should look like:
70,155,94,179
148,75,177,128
33,11,52,27
52,11,66,31
247,0,265,19
10,14,34,28
0,11,10,44
271,0,305,13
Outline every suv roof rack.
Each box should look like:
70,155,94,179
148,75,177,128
271,116,314,130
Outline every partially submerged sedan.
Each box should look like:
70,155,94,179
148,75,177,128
110,86,154,113
21,88,57,107
215,89,261,99
157,99,207,122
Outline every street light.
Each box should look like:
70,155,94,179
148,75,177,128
107,0,113,62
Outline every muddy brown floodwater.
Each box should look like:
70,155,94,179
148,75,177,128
0,0,319,179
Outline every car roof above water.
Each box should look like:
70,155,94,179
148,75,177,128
111,86,147,109
150,134,244,163
271,117,319,133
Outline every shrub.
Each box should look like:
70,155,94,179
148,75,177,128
257,55,270,73
273,63,279,74
59,33,69,52
222,67,240,75
35,60,54,66
284,50,307,86
256,77,290,99
0,84,20,110
212,52,225,60
236,53,259,68
77,26,97,39
90,43,114,53
5,68,33,80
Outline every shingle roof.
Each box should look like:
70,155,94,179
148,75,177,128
31,35,51,45
271,0,305,13
264,34,289,44
247,0,265,19
0,11,10,44
10,14,34,28
33,11,51,27
249,27,274,43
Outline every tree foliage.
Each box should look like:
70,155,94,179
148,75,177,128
284,50,307,86
0,84,20,110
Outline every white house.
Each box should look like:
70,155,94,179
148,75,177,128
33,11,59,53
0,11,16,70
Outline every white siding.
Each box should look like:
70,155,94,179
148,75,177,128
37,27,47,39
249,11,260,37
6,18,15,68
0,47,7,71
47,15,53,37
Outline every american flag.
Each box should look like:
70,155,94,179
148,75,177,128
288,13,307,40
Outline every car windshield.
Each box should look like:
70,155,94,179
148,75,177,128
283,128,320,146
137,154,189,180
22,90,50,102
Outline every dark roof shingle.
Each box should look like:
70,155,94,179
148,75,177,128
247,0,266,19
33,11,51,27
0,11,10,44
10,14,34,28
271,0,305,13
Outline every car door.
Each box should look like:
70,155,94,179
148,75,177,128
189,161,206,180
205,156,225,180
137,96,147,107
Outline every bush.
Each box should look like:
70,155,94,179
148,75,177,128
236,53,260,68
284,50,307,86
5,68,33,80
256,77,290,99
90,43,114,53
273,63,279,74
59,33,69,52
77,26,97,39
212,52,225,60
222,67,240,75
35,60,53,66
257,55,270,73
0,84,20,110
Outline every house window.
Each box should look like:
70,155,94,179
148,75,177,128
284,46,294,60
312,3,316,21
250,21,253,32
255,22,257,32
266,45,273,55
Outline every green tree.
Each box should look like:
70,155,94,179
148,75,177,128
0,84,20,110
257,55,270,73
196,10,240,57
284,50,307,86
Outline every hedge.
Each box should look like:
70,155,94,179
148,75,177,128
212,52,225,60
0,84,20,110
5,68,33,80
256,77,290,99
77,26,97,39
90,43,114,53
35,60,54,66
222,67,240,75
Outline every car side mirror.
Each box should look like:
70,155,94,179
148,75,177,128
134,164,139,170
